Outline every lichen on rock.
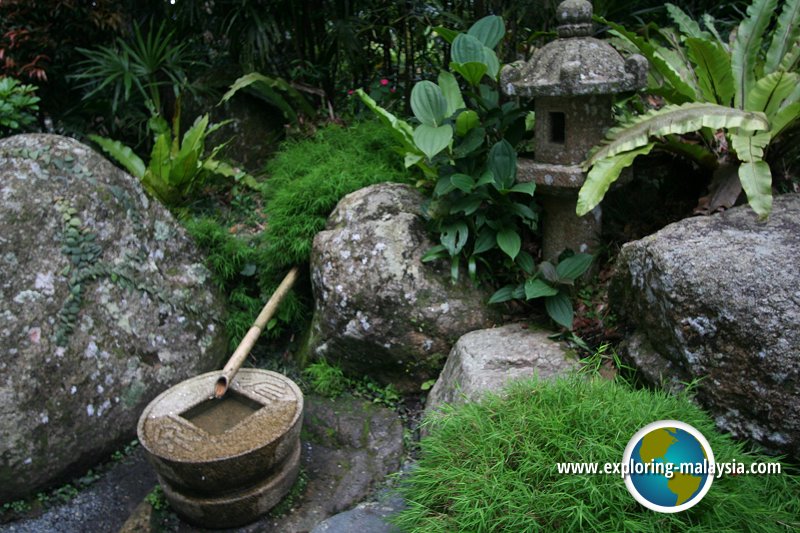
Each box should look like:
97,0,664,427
0,134,228,502
306,183,499,390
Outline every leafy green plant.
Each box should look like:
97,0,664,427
220,72,320,129
489,253,593,329
72,20,197,122
579,0,800,219
359,16,536,282
0,76,40,135
362,16,595,331
186,121,409,346
396,375,800,532
303,359,350,398
302,357,401,408
90,113,251,206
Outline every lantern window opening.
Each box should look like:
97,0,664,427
549,111,566,144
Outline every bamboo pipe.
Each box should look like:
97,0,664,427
214,266,300,399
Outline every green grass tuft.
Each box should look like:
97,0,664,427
261,120,412,271
396,376,800,532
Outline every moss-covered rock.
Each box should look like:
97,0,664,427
0,134,227,503
306,183,499,390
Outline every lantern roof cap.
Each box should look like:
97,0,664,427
501,0,647,97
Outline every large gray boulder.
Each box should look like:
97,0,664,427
0,134,227,502
424,323,578,416
611,194,800,457
307,183,499,390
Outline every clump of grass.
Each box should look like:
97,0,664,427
184,120,410,347
261,119,411,270
395,375,800,532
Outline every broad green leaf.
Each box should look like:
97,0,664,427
451,195,483,215
422,244,448,262
473,227,496,254
455,110,480,136
441,222,469,255
467,15,505,49
732,132,773,218
496,228,521,260
170,114,208,186
584,103,769,168
476,170,495,187
411,80,448,126
765,0,800,73
509,182,536,196
746,71,800,119
769,101,800,137
450,62,488,86
488,139,517,190
488,285,516,304
450,173,475,193
147,132,172,184
779,39,800,71
484,48,500,79
525,278,559,299
509,202,537,221
89,135,145,178
356,89,418,153
731,0,779,109
545,292,574,329
666,4,711,39
685,37,734,106
433,26,459,44
434,175,456,197
413,124,453,160
438,71,465,117
578,143,656,216
451,256,460,281
556,253,593,281
738,159,773,218
452,33,487,64
539,262,559,284
516,250,535,275
453,126,485,158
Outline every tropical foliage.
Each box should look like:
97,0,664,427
0,77,40,135
578,0,800,219
360,16,595,330
90,113,250,207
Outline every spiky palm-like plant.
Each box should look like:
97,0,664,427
577,0,800,219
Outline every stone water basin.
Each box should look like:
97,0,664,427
137,369,303,527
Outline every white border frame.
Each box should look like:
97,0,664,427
622,420,715,513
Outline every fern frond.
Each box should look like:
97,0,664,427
702,14,729,51
603,16,698,102
746,71,800,118
765,0,800,74
732,0,780,109
89,135,146,178
666,4,712,40
686,37,735,105
584,103,769,168
576,143,655,216
731,132,773,218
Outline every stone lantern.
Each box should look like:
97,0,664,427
501,0,647,260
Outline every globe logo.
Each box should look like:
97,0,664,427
622,420,715,513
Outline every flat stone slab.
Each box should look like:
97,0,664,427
310,492,405,533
